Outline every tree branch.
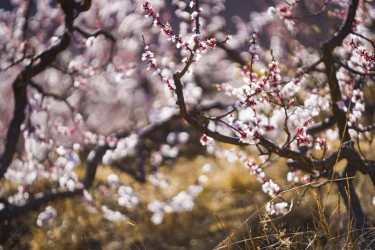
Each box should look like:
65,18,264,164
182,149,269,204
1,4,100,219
335,60,375,76
306,116,336,134
351,31,375,49
351,123,375,133
0,189,84,221
0,0,96,180
321,0,359,141
29,80,74,113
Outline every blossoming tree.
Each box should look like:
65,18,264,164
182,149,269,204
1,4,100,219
0,0,374,247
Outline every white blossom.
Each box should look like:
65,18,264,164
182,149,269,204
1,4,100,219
36,206,57,227
266,202,289,216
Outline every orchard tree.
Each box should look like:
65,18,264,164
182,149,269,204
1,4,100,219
0,0,375,248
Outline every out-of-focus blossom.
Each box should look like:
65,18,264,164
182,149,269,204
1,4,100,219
36,206,57,227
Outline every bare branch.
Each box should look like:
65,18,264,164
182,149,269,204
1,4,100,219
73,26,116,43
351,123,375,133
351,31,375,49
321,0,359,142
295,57,323,78
194,0,200,34
0,1,82,179
305,0,330,17
306,116,336,134
335,60,375,76
216,43,247,66
0,189,84,221
29,80,74,113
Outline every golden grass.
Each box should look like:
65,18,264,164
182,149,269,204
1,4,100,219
2,153,375,249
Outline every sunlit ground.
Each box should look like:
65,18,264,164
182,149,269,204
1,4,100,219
2,145,375,249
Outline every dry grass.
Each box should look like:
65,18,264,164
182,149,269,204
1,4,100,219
2,154,375,249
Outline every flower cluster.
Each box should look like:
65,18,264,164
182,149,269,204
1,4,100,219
50,146,81,191
247,161,266,183
101,205,127,222
149,172,171,189
296,127,311,146
200,140,284,200
287,169,312,184
304,89,330,116
141,45,175,90
242,66,259,86
266,60,282,99
148,184,203,225
102,134,138,165
117,185,140,208
348,89,365,128
266,201,289,216
142,0,232,85
7,186,30,205
287,170,299,183
262,179,281,198
36,206,57,227
200,134,214,146
146,162,213,225
267,1,299,31
228,114,260,144
143,1,190,50
314,137,327,150
328,9,348,20
348,40,375,73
